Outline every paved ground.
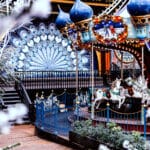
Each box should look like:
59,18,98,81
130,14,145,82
0,124,74,150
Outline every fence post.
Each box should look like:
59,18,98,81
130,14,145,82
107,102,110,123
41,102,44,127
76,99,80,121
143,104,147,140
35,103,38,123
64,89,67,106
141,105,144,124
54,106,58,135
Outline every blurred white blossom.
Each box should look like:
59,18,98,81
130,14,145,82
146,107,150,118
123,140,130,149
145,141,150,150
0,104,28,134
30,0,51,18
0,111,9,126
98,144,110,150
0,0,51,57
123,140,138,150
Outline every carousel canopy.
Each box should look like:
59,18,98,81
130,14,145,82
127,0,150,16
55,6,72,29
70,0,93,23
55,0,150,46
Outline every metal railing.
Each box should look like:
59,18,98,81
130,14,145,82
35,98,149,139
78,103,148,139
15,71,104,89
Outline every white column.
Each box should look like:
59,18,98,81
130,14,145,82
120,51,124,79
142,46,144,78
91,43,95,119
6,0,9,16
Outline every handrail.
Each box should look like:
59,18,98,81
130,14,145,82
16,81,32,106
15,81,35,122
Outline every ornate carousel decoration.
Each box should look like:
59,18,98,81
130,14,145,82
55,0,128,50
9,23,91,71
55,0,128,119
126,0,150,41
55,0,150,121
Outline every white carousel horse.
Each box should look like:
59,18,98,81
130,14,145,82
46,93,54,107
78,92,87,106
94,78,126,109
42,94,53,110
125,75,150,106
125,75,148,98
94,88,108,109
109,78,126,108
142,89,150,105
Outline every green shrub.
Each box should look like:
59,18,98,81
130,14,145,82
72,120,145,150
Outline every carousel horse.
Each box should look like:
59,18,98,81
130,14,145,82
108,78,126,108
94,78,126,109
94,88,108,109
125,75,150,106
78,92,88,106
42,94,54,110
42,93,60,111
142,89,150,105
125,75,148,98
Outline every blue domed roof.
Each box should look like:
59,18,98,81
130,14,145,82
127,0,150,16
55,6,72,29
70,0,93,23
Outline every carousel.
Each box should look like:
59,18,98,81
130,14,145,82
33,0,150,140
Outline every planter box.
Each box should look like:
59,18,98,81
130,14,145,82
69,131,122,150
69,131,99,149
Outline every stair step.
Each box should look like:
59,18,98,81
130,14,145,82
4,100,21,103
3,93,19,96
1,86,31,124
3,96,20,100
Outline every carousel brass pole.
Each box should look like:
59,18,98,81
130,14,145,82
91,43,95,119
6,0,9,15
132,58,135,78
141,45,144,78
120,51,124,79
75,48,79,120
